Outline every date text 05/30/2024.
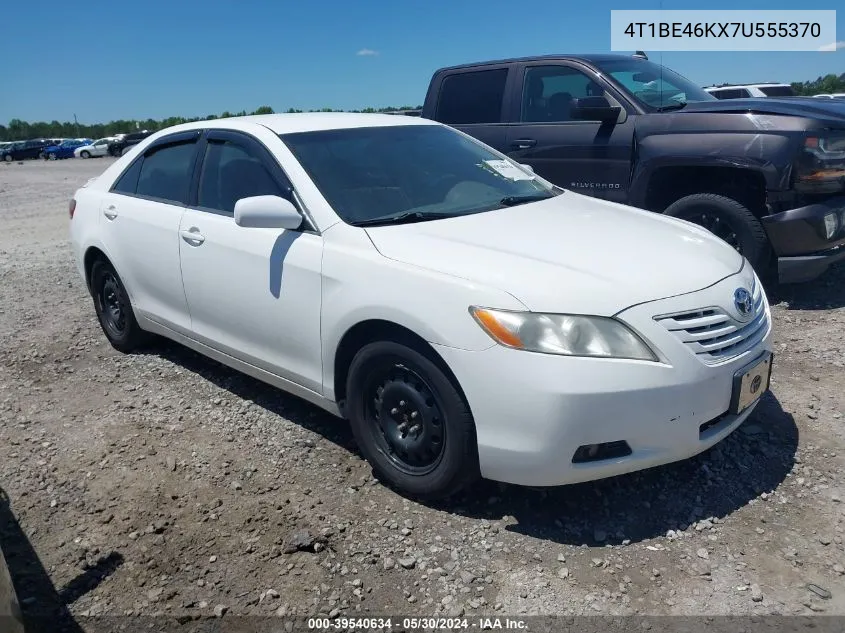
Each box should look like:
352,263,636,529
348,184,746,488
306,616,528,630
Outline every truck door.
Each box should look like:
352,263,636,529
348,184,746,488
425,64,516,156
504,62,635,203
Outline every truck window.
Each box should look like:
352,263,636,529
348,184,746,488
521,66,605,122
759,85,794,97
435,69,508,125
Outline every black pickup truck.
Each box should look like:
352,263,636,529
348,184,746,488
416,53,845,284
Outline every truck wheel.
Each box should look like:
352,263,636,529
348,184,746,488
345,340,479,500
663,193,771,275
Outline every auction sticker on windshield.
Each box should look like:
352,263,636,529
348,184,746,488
482,160,535,181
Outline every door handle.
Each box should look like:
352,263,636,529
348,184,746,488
180,228,205,245
103,205,118,220
511,139,537,149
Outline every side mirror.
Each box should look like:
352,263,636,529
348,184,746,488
520,163,534,174
234,195,302,230
570,96,621,123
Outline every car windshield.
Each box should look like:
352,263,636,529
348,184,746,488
594,59,716,110
280,124,560,226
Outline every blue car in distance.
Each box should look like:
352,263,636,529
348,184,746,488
42,138,93,160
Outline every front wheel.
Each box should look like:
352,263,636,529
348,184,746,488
3,154,11,162
48,153,56,161
346,341,479,500
90,260,148,353
663,193,772,275
80,150,90,159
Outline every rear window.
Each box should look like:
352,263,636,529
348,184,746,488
759,85,794,97
435,68,508,125
136,140,196,205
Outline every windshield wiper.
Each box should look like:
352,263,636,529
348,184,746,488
499,194,555,207
352,210,447,227
656,102,688,112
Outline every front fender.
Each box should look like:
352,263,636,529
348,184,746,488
629,130,798,207
319,225,526,401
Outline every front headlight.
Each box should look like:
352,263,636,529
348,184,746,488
795,132,845,195
469,307,658,361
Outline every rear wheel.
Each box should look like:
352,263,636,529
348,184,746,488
346,340,479,500
80,150,90,158
90,259,148,353
663,193,771,276
3,154,11,162
48,153,56,161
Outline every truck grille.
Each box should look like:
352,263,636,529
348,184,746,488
655,282,769,365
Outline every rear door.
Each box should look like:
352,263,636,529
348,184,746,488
426,65,515,153
503,61,635,203
96,130,201,334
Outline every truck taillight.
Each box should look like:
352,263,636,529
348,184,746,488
69,198,76,219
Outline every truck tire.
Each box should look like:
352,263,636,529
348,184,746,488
663,193,771,276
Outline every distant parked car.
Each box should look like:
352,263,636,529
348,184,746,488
43,138,93,160
0,139,50,161
75,137,116,158
107,131,153,156
704,83,795,99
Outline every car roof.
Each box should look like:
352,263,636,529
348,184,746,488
156,112,439,137
432,53,640,73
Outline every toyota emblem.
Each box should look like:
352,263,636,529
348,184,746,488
733,287,753,319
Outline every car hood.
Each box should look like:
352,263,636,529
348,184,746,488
364,193,744,315
681,97,845,123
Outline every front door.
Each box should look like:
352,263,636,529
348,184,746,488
505,62,635,203
178,130,324,393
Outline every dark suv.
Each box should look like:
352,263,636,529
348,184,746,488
419,53,845,284
107,131,153,157
0,139,51,161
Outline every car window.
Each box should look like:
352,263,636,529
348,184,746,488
135,140,197,205
595,59,715,108
281,124,559,225
435,68,508,125
112,157,143,195
759,85,794,97
521,66,606,123
197,139,284,215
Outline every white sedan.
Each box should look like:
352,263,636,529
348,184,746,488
69,113,773,499
74,137,115,158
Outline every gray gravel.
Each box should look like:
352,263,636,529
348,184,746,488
1,158,844,626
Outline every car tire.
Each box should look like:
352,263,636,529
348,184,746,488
48,153,56,161
3,155,11,162
90,259,148,353
346,340,479,500
663,193,771,276
80,150,90,159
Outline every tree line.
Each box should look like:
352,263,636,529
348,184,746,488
0,104,423,142
789,72,845,96
3,70,844,141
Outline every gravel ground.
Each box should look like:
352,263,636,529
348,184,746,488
1,158,844,629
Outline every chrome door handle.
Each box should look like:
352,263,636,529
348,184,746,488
180,228,205,245
103,205,118,220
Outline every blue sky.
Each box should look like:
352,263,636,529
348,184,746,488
2,0,843,124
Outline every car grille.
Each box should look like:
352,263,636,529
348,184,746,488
654,281,769,365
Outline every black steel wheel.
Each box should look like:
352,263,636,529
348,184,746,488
346,340,478,500
90,259,148,352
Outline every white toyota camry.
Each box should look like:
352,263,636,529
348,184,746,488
69,113,773,499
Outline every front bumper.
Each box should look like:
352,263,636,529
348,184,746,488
762,195,845,283
433,270,774,488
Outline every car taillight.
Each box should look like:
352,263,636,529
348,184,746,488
69,198,76,219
